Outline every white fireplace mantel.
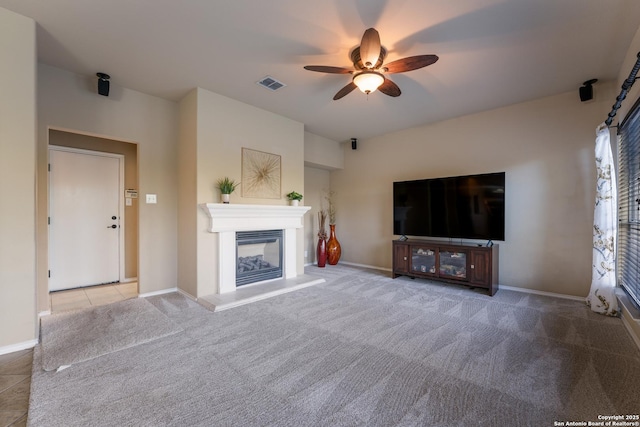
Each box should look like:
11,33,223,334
199,203,311,294
200,203,311,232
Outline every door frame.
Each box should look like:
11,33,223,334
48,145,126,287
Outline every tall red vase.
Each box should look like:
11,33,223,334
317,237,327,268
327,224,341,265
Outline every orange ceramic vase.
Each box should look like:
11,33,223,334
327,224,341,265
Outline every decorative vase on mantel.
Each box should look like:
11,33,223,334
327,224,341,265
221,193,230,204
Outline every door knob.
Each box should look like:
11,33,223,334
111,216,117,220
108,224,117,229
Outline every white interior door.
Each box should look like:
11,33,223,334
49,147,123,291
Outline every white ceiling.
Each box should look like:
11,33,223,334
2,0,640,142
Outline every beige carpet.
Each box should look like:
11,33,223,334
28,266,640,426
39,297,183,371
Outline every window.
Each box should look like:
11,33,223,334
617,97,640,307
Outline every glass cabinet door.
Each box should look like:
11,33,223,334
439,250,467,279
411,247,436,274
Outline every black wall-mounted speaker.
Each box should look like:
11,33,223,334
579,78,597,102
579,85,593,102
351,138,357,150
97,73,110,97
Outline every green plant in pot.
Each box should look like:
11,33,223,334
216,177,239,204
286,191,303,206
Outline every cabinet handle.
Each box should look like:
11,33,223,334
471,264,475,269
403,257,407,260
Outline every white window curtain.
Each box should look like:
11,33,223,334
586,123,619,316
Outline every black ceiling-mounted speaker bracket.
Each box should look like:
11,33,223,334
579,78,598,102
97,72,110,96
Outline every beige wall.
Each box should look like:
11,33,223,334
0,8,37,349
304,131,344,170
330,86,614,297
177,90,199,297
48,130,139,279
178,88,306,297
36,64,179,311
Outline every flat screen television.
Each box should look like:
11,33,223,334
393,172,505,241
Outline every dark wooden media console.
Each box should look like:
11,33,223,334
392,240,499,296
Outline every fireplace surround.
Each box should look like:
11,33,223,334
200,203,311,294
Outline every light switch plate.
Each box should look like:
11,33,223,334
146,194,157,204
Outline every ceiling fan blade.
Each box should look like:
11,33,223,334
360,28,381,69
378,78,401,97
304,65,352,74
384,55,439,73
333,82,357,100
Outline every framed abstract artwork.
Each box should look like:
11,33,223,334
241,148,281,198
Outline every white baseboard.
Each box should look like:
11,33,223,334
38,310,51,318
121,277,138,283
0,339,38,356
498,285,585,301
138,287,177,298
340,261,392,272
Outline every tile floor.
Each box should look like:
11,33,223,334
0,349,32,427
49,282,138,313
0,282,138,427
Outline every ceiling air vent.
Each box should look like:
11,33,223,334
257,76,286,91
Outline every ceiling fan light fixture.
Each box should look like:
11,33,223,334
303,27,438,100
353,71,384,94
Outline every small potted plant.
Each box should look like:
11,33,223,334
216,177,239,203
286,191,303,206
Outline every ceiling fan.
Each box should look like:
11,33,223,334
304,28,439,100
